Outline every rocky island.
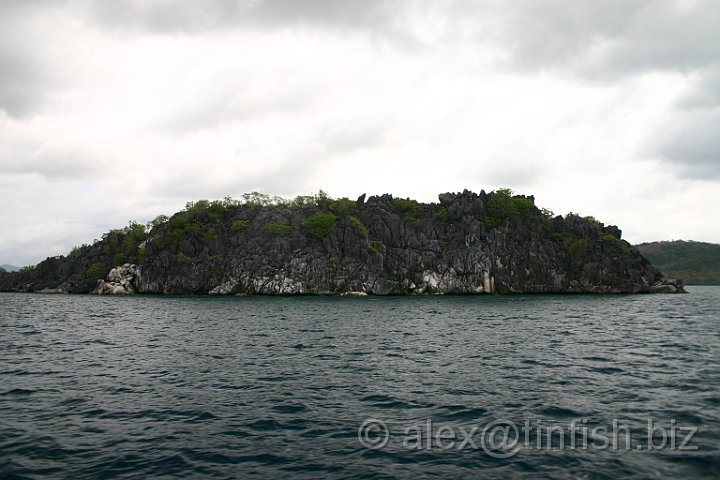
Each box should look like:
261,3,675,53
0,189,684,295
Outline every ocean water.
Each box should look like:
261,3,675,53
0,287,718,479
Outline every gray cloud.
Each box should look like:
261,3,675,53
234,0,393,30
650,64,720,180
677,67,720,110
654,110,720,180
0,40,50,118
4,0,717,118
0,142,103,181
459,0,720,78
82,0,719,79
0,4,60,118
465,0,719,183
84,0,396,34
138,0,714,80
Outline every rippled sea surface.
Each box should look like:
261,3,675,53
1,288,719,479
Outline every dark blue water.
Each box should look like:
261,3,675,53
1,288,718,479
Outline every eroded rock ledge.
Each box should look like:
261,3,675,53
93,264,138,295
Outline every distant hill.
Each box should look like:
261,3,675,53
1,264,19,273
636,241,720,285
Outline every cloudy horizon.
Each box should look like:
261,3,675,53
1,0,718,267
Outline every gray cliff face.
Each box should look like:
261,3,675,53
0,190,684,295
137,190,680,294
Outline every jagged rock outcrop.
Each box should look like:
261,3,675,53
93,264,139,295
0,189,685,295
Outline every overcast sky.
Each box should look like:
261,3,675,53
1,0,719,266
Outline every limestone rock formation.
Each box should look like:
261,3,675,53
93,264,139,295
0,189,686,295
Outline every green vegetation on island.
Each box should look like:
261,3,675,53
636,240,720,285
